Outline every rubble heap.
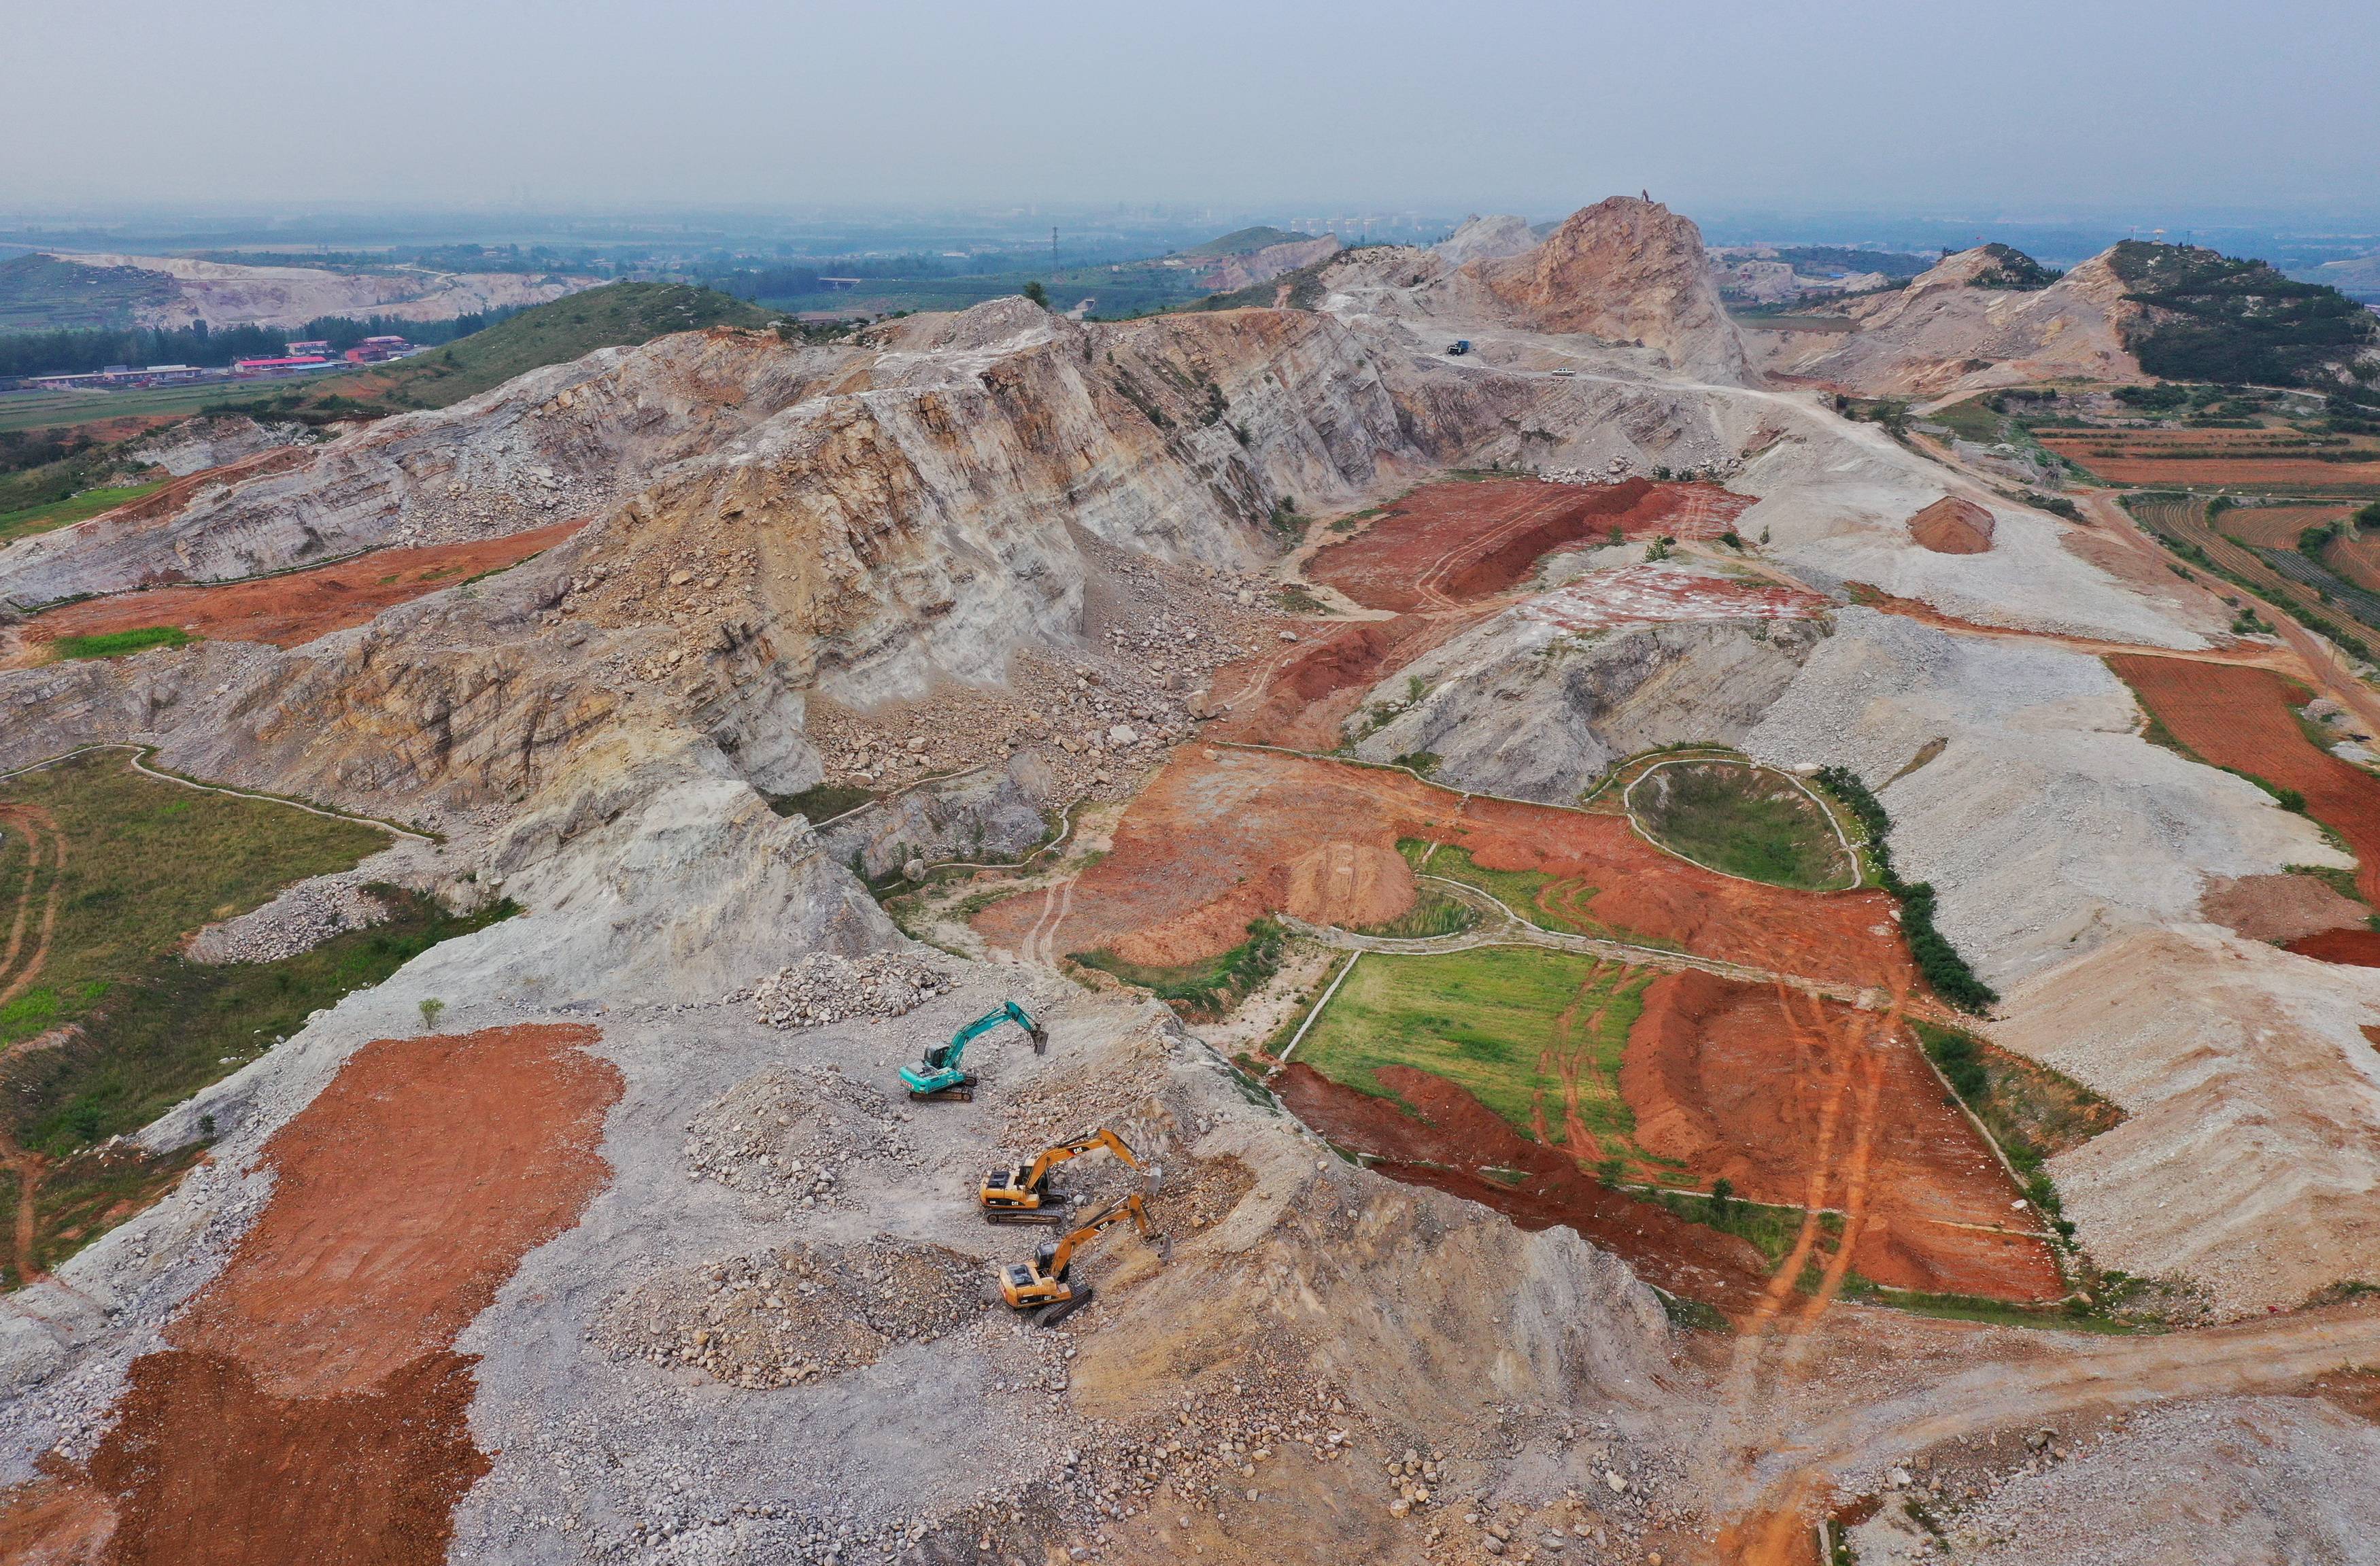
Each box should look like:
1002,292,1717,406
184,878,390,964
745,952,951,1027
680,1064,916,1210
597,1237,985,1390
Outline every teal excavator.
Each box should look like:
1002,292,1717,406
900,1001,1047,1102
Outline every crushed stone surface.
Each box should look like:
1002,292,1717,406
741,952,952,1028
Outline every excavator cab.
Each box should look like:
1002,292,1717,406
996,1192,1161,1326
980,1127,1140,1224
900,1000,1047,1102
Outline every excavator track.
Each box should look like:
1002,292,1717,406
908,1074,979,1104
1034,1284,1093,1328
985,1208,1070,1225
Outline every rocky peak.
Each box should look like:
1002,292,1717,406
1469,197,1748,383
1436,214,1540,266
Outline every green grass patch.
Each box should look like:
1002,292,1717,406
7,885,512,1157
1835,1273,2139,1333
764,781,875,823
1072,917,1287,1021
1629,760,1854,890
1638,1186,1838,1266
1345,884,1479,940
0,885,515,1284
0,482,165,544
1294,947,1650,1148
47,625,194,660
1414,844,1595,936
0,750,390,1051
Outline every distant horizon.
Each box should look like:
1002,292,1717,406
7,1,2373,219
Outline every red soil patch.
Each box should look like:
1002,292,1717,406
1622,971,2060,1300
1907,496,1996,555
2110,654,2380,907
1308,479,1754,613
0,1471,114,1564
62,1023,621,1565
1273,1061,1776,1314
25,520,585,653
1205,614,1469,751
1279,842,1414,930
2198,872,2365,942
976,747,1913,993
2286,928,2380,966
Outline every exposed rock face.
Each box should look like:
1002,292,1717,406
0,330,869,605
817,750,1061,879
1469,198,1748,383
1784,247,2143,396
127,416,316,477
1908,495,1998,554
1198,235,1340,292
1435,214,1540,266
1352,613,1831,802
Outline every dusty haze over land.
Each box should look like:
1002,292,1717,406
4,0,2376,213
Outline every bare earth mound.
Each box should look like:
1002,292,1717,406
2200,872,2366,942
1907,496,1997,555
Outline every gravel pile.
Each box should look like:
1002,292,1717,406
185,878,390,964
807,539,1288,810
597,1238,986,1390
679,1065,915,1211
745,953,951,1027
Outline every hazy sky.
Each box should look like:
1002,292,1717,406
7,0,2375,218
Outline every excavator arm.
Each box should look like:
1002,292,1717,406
981,1128,1141,1222
1021,1128,1140,1191
1044,1193,1153,1278
995,1194,1163,1325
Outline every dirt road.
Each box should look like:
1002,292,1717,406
1713,1304,2380,1563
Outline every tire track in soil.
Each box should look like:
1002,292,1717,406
0,805,67,1289
0,804,64,1013
1025,876,1078,968
1710,978,1907,1566
1531,963,1612,1163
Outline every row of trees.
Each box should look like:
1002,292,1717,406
0,307,518,381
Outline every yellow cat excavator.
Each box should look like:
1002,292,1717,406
996,1193,1161,1326
979,1128,1140,1225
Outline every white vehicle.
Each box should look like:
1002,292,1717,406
1552,368,1577,377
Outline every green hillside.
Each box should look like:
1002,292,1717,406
1179,226,1317,258
330,282,776,411
0,255,180,333
2109,241,2377,385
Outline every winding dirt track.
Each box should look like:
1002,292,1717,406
1714,1304,2380,1565
0,804,63,1015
